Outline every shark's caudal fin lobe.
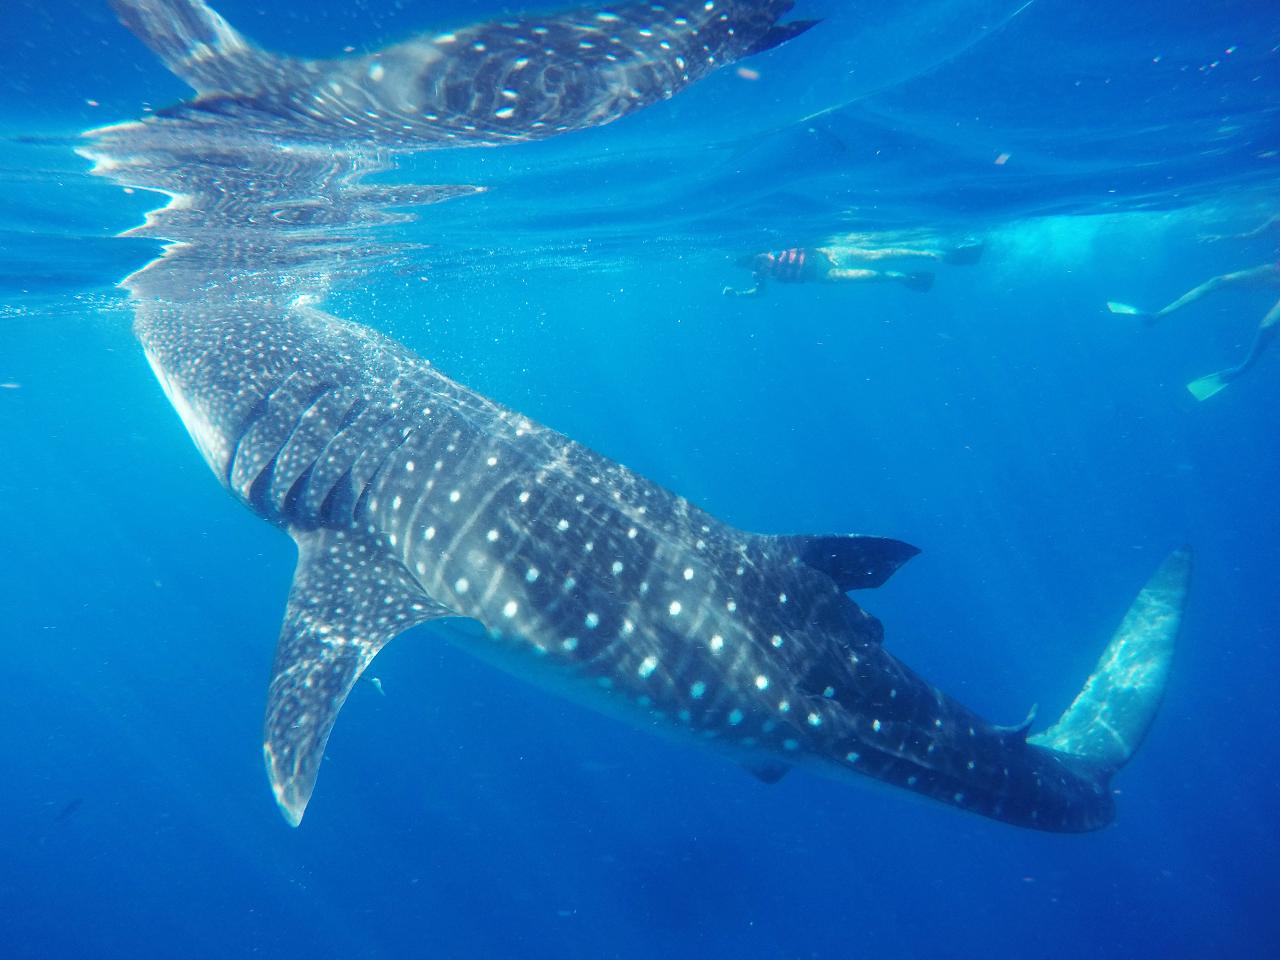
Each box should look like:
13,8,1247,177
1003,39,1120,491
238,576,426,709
767,534,920,591
262,528,448,826
1029,548,1191,774
109,0,275,94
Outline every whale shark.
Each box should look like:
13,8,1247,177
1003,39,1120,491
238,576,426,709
87,0,1190,832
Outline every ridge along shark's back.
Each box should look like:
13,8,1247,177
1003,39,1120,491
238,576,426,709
91,0,1190,832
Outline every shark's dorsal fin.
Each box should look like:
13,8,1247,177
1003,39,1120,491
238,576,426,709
108,0,281,96
262,528,450,826
767,534,920,591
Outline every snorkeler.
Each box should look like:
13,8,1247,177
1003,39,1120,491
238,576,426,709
722,246,935,297
1107,260,1280,401
722,239,983,298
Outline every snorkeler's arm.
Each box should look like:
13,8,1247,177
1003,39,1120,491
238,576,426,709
1263,295,1280,331
1203,214,1280,243
1244,214,1280,239
723,277,765,298
745,270,770,296
825,267,883,283
822,246,940,264
826,268,933,292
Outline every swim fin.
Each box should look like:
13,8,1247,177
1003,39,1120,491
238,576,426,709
1186,369,1233,401
1106,301,1150,318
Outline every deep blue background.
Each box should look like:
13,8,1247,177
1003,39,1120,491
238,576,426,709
2,1,1278,958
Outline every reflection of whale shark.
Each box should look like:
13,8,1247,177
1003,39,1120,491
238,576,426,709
110,0,817,147
91,1,1190,832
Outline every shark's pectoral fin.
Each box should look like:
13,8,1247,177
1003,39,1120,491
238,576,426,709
263,528,449,826
764,534,921,591
744,760,792,784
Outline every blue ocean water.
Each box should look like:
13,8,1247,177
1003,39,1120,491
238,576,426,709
1,1,1278,958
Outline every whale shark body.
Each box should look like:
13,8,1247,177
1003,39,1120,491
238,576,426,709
88,0,1190,831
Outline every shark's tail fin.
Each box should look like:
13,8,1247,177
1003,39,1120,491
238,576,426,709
108,0,278,95
1028,548,1191,776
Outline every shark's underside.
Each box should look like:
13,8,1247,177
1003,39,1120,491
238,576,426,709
86,0,1190,832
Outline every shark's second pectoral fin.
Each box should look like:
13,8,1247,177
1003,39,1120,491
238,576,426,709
743,18,821,57
765,534,921,591
263,528,450,826
743,760,792,784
